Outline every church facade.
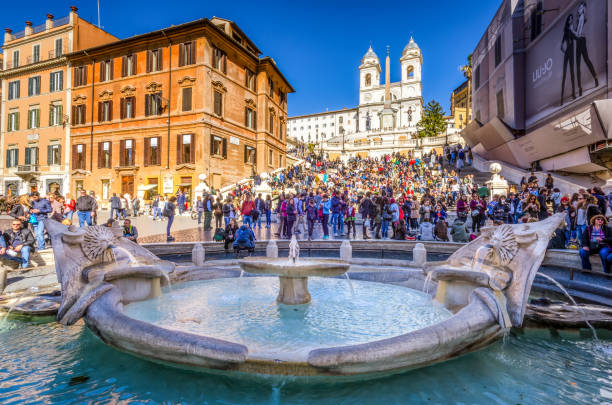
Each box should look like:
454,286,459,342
287,38,459,159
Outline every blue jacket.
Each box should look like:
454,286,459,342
322,199,331,215
31,198,52,221
330,196,341,214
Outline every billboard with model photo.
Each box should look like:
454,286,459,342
525,0,607,126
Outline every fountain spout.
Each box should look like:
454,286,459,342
288,235,300,264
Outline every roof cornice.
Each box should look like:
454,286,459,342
0,56,66,79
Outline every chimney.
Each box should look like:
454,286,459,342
46,14,54,30
24,21,33,37
4,28,14,43
69,6,78,24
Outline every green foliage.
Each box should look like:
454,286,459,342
416,100,447,138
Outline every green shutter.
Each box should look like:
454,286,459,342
49,106,53,126
58,105,63,125
16,112,19,130
36,109,40,128
27,110,32,129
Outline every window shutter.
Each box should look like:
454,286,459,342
47,145,52,165
190,135,195,163
27,110,31,129
109,100,113,121
82,145,86,170
110,59,114,80
157,48,163,71
132,54,137,75
49,106,54,126
83,65,88,85
58,105,62,125
244,145,247,163
182,88,192,111
36,109,40,128
49,72,54,92
146,51,151,73
97,142,103,168
28,78,32,96
15,112,19,130
253,111,257,129
179,43,184,67
73,68,78,86
58,71,63,90
15,150,19,167
144,138,150,166
210,135,214,156
222,54,226,74
120,98,125,119
98,102,102,122
71,106,76,125
81,105,86,125
25,148,30,165
156,137,161,165
119,140,125,166
122,56,127,77
190,41,196,65
245,107,248,127
131,97,136,117
222,138,227,159
176,134,182,165
72,145,77,169
144,94,150,116
254,148,257,164
108,142,112,167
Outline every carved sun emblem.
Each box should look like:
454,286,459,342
83,226,116,260
489,225,518,266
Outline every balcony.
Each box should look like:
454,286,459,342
3,47,68,70
16,165,40,174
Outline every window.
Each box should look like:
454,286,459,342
47,144,61,166
474,65,481,89
496,89,505,119
179,41,196,66
74,66,87,87
98,101,113,122
119,139,134,166
245,107,256,130
212,46,226,73
98,141,112,168
12,50,19,68
6,148,18,168
99,60,113,82
269,113,274,133
210,135,227,158
268,149,273,165
338,116,343,124
268,78,274,97
145,93,163,116
32,45,40,63
177,134,194,164
28,76,41,96
213,91,223,116
244,145,256,164
8,80,20,100
144,137,161,166
182,87,192,112
27,107,40,129
279,121,284,140
55,38,63,58
49,103,63,126
72,144,86,170
25,146,38,165
245,68,256,91
365,73,371,86
122,54,137,77
146,49,163,72
494,35,502,67
120,97,135,119
407,66,414,78
72,105,86,125
530,1,543,41
7,111,19,131
49,71,63,92
279,91,285,105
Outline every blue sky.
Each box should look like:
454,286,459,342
1,0,500,116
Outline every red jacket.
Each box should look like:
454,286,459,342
241,200,256,216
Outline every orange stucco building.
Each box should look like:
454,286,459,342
0,7,117,197
66,17,293,203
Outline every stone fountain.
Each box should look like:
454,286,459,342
239,236,350,304
43,214,566,379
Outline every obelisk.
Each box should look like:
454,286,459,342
381,46,395,129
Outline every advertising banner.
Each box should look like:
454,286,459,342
525,0,607,126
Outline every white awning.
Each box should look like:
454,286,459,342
137,184,158,191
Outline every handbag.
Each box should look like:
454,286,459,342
471,209,480,217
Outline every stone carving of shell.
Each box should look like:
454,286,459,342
83,226,117,260
489,225,518,266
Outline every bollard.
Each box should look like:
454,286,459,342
267,240,278,258
0,266,7,294
340,240,352,262
192,244,205,266
413,243,427,267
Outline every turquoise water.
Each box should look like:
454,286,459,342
0,317,610,404
123,277,452,360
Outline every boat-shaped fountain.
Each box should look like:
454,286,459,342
44,214,565,379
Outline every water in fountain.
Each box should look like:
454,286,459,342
422,271,433,294
111,246,140,265
0,286,38,325
344,273,355,297
535,273,599,341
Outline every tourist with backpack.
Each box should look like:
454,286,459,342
164,196,176,241
223,219,239,252
233,224,256,252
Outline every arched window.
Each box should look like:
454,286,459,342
407,66,414,78
338,116,343,124
365,73,371,86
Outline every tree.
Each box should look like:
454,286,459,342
416,100,447,138
460,54,472,127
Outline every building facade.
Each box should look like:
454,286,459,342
465,0,612,179
0,7,117,197
66,17,292,202
450,80,472,130
288,39,427,159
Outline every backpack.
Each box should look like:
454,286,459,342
235,226,251,245
213,227,225,242
382,204,393,221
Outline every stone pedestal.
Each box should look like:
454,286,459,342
192,244,205,266
340,240,352,262
486,162,508,198
277,276,311,305
266,241,278,258
413,243,427,267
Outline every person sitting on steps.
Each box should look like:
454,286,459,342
0,220,35,269
579,214,612,273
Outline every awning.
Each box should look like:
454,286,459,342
137,184,158,191
177,182,193,187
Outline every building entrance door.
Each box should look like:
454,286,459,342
121,175,134,197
